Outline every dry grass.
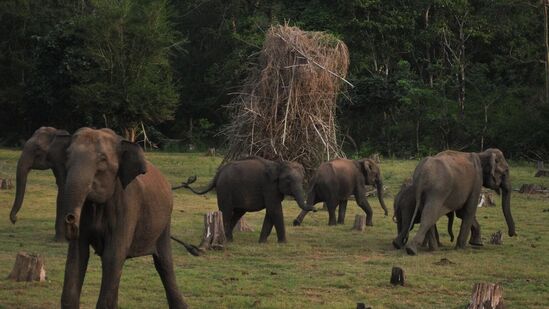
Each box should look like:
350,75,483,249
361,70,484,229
223,24,350,177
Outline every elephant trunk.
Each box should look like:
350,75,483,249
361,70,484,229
10,151,35,224
292,184,314,212
375,178,388,216
62,168,93,241
501,173,516,237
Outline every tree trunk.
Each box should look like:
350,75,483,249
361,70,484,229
8,252,46,282
390,267,405,286
235,217,254,232
469,283,504,309
199,211,226,250
1,178,13,189
352,215,366,231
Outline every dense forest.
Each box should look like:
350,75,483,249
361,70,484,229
1,0,548,159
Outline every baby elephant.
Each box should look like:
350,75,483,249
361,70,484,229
180,156,314,243
392,182,454,251
293,158,388,226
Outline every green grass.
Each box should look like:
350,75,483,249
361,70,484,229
0,149,548,308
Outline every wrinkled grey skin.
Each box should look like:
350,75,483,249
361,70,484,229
180,156,313,243
293,158,388,226
60,128,191,309
10,127,71,242
401,149,516,255
392,182,456,251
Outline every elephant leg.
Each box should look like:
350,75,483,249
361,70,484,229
153,227,188,309
96,245,127,308
337,200,347,224
229,209,246,234
61,239,90,309
268,205,287,243
355,192,373,226
469,216,483,246
406,201,448,255
435,224,442,247
455,194,480,249
220,209,234,242
293,209,308,226
54,191,66,242
427,226,439,251
259,213,274,243
326,200,338,226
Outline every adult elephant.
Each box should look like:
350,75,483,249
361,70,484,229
293,158,388,226
179,156,314,243
392,181,457,251
59,128,196,308
403,149,516,255
10,126,71,241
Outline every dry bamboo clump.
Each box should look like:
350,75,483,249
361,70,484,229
222,24,350,176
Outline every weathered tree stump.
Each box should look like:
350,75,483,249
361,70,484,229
205,147,216,156
535,161,549,177
518,183,548,194
235,217,254,232
469,283,504,309
1,178,13,190
198,211,226,250
356,303,372,309
352,215,366,231
490,231,503,245
7,252,46,282
478,193,496,207
390,266,405,286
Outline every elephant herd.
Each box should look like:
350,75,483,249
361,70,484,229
9,126,517,308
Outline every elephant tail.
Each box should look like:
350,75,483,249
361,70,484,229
172,174,216,195
170,236,203,256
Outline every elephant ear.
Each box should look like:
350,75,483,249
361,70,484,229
118,140,147,189
46,133,71,164
359,159,372,179
489,152,497,181
265,161,282,183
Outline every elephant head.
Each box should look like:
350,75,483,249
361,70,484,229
478,148,516,237
10,127,70,226
62,128,146,240
268,161,314,212
357,158,388,216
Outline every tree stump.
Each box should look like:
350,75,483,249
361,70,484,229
518,184,548,194
490,231,503,245
205,148,216,156
7,252,46,282
469,283,504,309
356,303,372,309
352,215,366,231
535,161,549,177
198,211,226,250
235,217,254,232
390,266,405,286
1,178,13,190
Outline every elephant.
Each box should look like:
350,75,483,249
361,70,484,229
178,156,315,243
10,126,71,241
292,158,388,226
392,181,456,251
59,128,196,309
400,148,516,255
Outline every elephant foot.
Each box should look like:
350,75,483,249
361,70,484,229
292,219,302,226
366,218,373,226
405,242,418,256
328,221,337,226
277,239,287,244
469,235,483,246
392,239,403,249
53,235,66,243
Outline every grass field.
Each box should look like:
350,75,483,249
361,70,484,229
0,149,548,308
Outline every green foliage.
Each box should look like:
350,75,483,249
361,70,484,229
0,0,547,157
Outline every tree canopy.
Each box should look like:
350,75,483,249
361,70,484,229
0,0,547,158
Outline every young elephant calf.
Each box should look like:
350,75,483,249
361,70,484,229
59,128,196,309
180,156,314,243
293,158,388,226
